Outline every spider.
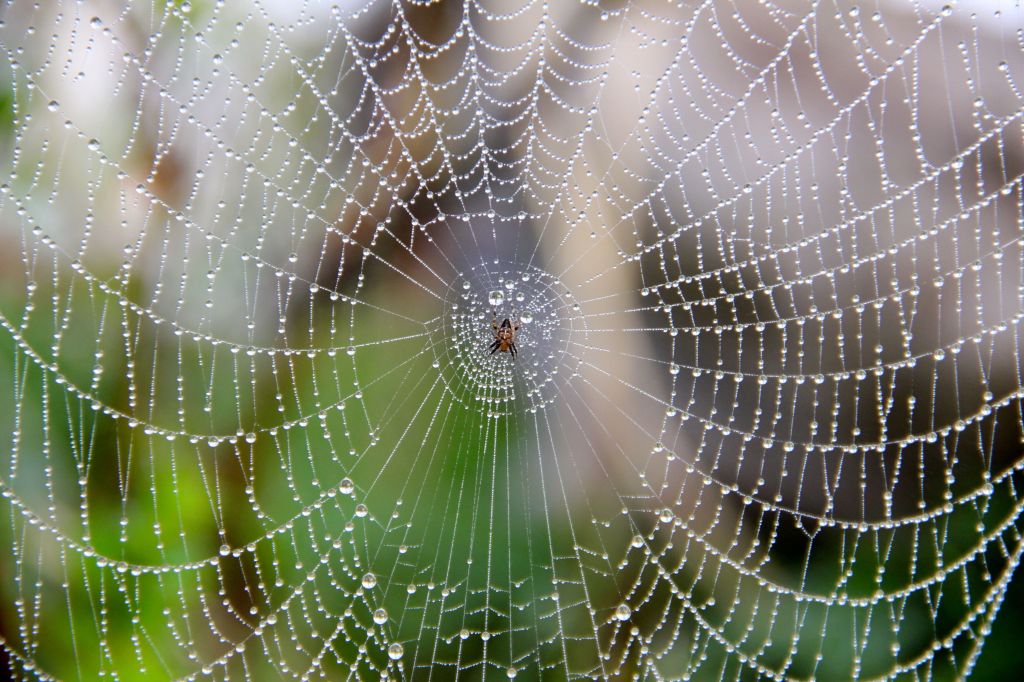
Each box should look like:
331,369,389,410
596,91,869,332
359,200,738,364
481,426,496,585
488,309,521,359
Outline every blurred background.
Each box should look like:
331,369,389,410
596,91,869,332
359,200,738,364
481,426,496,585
0,0,1022,679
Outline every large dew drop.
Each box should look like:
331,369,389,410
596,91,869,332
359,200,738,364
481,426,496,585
488,290,505,307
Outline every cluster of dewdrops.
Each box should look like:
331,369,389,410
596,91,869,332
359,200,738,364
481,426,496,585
432,265,586,419
0,0,1023,680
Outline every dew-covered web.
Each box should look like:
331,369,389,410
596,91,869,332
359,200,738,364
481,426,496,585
0,0,1023,679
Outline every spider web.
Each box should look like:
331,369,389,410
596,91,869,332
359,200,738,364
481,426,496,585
0,0,1022,679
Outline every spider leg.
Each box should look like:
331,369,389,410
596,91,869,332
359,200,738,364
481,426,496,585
492,309,498,331
510,342,517,359
489,340,501,354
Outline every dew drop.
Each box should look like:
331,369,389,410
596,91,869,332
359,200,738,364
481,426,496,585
340,478,354,494
615,604,631,621
387,643,404,660
362,573,377,589
373,608,388,624
520,311,533,324
488,291,505,307
47,101,58,112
